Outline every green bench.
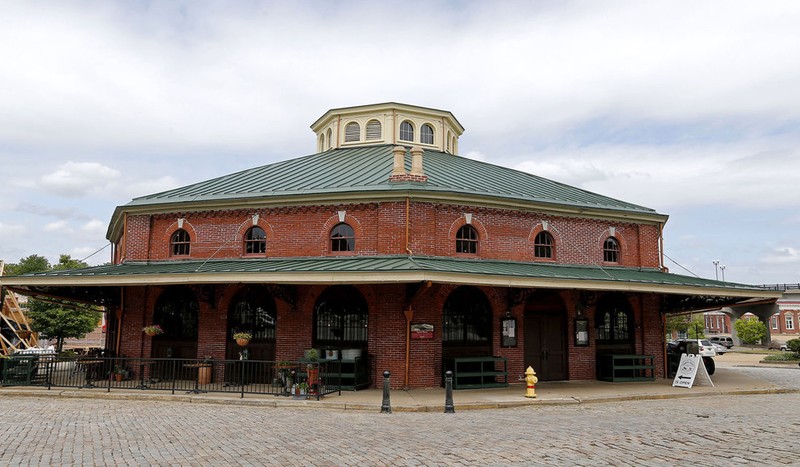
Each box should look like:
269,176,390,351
597,354,655,382
446,356,508,389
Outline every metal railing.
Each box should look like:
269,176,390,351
1,355,341,399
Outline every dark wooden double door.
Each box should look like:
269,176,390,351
524,293,567,381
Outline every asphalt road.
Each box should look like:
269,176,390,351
2,365,799,466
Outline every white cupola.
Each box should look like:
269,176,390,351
310,102,465,155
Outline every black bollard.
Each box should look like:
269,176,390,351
444,370,455,413
380,370,392,414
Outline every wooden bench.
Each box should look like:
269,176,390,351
597,354,655,382
446,356,508,389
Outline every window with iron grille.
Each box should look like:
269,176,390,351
330,223,355,252
603,237,619,263
595,295,632,342
314,285,368,347
399,121,414,142
534,231,554,258
366,120,381,140
171,229,191,256
244,226,266,254
456,225,478,254
442,286,491,344
228,287,276,341
153,287,199,339
345,122,360,142
420,123,434,145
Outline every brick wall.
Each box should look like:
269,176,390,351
119,201,662,269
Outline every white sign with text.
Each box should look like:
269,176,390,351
672,354,714,388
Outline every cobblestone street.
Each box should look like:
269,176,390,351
2,365,799,466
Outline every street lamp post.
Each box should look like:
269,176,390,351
712,260,720,280
720,264,726,281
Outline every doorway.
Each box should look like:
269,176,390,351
524,291,567,381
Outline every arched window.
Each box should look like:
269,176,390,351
171,229,191,256
603,237,619,263
595,294,632,342
318,133,325,152
534,231,554,258
326,128,333,149
446,131,452,152
456,225,478,254
366,120,382,140
442,286,492,345
244,226,266,255
452,136,457,154
420,123,434,145
153,287,199,339
399,121,414,142
330,223,355,252
345,122,360,142
314,285,368,347
228,287,276,342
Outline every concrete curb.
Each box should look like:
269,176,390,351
2,386,796,412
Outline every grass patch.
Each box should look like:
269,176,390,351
762,352,800,362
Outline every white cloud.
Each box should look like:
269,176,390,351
43,220,70,232
762,247,800,265
82,219,107,236
39,162,121,197
0,223,26,237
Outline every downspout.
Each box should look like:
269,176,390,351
658,222,665,271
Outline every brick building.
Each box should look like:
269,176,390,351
1,103,781,388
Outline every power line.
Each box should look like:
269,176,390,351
663,252,700,278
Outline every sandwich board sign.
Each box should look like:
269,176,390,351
672,354,714,388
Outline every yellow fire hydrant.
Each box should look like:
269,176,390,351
524,366,538,398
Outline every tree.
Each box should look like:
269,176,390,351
6,254,99,352
26,302,101,353
734,316,767,345
665,314,706,338
665,315,690,335
687,315,706,339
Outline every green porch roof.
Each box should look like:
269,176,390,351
2,256,777,300
115,146,664,227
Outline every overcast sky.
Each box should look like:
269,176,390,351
1,0,798,285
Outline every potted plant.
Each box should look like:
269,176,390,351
305,349,319,386
233,331,252,346
142,324,163,337
113,365,125,382
296,381,309,399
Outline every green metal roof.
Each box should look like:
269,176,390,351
122,145,661,216
3,256,777,299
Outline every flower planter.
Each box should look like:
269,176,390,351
197,365,212,384
235,338,250,346
144,330,159,337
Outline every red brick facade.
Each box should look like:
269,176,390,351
111,200,667,388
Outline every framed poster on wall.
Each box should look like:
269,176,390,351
501,317,517,347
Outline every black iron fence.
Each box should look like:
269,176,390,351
1,355,341,399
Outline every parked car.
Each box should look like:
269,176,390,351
711,343,727,355
709,336,734,349
667,339,716,375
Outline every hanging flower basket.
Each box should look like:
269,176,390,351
233,332,252,346
143,325,163,337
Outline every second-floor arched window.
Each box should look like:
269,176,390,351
456,225,478,254
171,229,191,256
345,122,360,142
534,231,554,259
244,226,266,255
330,223,355,252
603,237,620,263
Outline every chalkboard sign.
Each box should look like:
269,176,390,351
501,317,517,347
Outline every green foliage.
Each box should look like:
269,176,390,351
4,254,51,275
27,305,101,353
787,338,800,354
687,315,706,339
734,317,767,345
762,352,799,362
8,253,96,353
665,315,690,334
